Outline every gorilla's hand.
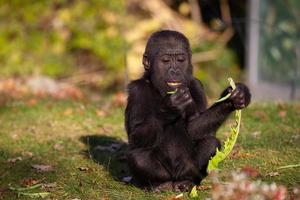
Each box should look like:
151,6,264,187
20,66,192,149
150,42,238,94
169,86,195,117
226,83,251,110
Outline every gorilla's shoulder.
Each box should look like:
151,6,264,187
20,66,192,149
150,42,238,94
190,77,204,89
127,78,151,96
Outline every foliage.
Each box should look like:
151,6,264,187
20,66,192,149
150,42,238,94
192,41,240,97
0,0,125,78
258,0,300,85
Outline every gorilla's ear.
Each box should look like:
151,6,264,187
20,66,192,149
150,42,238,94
143,54,150,70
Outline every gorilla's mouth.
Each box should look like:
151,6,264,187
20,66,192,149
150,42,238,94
167,82,182,87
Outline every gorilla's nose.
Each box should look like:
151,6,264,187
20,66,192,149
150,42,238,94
169,68,181,78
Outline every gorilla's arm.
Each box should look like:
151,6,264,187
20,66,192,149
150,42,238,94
186,82,250,140
125,80,162,148
177,79,232,139
187,100,233,139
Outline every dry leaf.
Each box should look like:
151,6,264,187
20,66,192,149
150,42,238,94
241,166,260,178
96,110,107,117
253,111,269,122
0,187,7,197
197,185,212,190
21,151,34,157
251,131,261,138
21,178,40,187
266,171,280,177
42,182,57,189
26,98,38,106
278,111,287,119
167,193,184,200
113,91,126,107
31,164,54,172
53,144,64,151
229,150,255,160
7,157,22,163
78,167,91,172
101,196,110,200
63,108,73,116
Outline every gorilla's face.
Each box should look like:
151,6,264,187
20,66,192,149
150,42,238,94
150,42,192,96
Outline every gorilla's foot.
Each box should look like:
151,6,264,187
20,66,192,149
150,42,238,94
152,181,173,192
172,180,193,192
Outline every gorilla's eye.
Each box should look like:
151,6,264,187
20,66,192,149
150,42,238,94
161,56,171,63
177,56,185,62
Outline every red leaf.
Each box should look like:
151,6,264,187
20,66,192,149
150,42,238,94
21,178,40,187
241,166,260,178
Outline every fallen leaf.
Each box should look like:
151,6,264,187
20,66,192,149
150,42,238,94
197,185,212,190
266,171,280,177
251,131,261,138
78,167,91,172
0,187,7,197
64,86,84,99
63,108,73,116
31,164,54,172
96,110,107,117
7,157,22,163
113,91,126,107
21,178,41,187
278,111,287,119
26,98,38,107
253,111,269,122
53,144,64,151
22,151,34,158
11,133,18,140
42,182,57,190
229,149,255,160
291,133,300,139
167,193,184,200
101,196,110,200
241,166,260,178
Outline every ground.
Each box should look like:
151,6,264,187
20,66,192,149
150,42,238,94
0,98,299,199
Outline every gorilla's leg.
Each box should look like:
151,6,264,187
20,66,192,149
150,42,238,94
128,148,172,189
194,136,221,179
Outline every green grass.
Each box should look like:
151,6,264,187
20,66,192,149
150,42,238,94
0,99,299,199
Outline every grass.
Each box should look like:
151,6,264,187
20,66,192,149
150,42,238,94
0,98,299,199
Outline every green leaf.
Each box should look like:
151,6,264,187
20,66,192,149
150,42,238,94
9,184,50,198
207,78,241,172
18,192,50,198
189,186,198,198
9,184,42,192
214,92,231,103
167,89,177,94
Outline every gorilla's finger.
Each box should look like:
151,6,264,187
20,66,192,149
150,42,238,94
229,89,239,99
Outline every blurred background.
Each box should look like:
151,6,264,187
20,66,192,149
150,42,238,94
0,0,299,103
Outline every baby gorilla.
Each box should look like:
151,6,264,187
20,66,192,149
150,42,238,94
125,30,251,192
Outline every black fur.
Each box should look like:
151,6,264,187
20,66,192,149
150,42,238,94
125,30,251,191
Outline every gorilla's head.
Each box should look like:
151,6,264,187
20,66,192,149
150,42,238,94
143,30,193,96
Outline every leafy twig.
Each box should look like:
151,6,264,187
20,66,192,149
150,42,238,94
207,78,242,172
